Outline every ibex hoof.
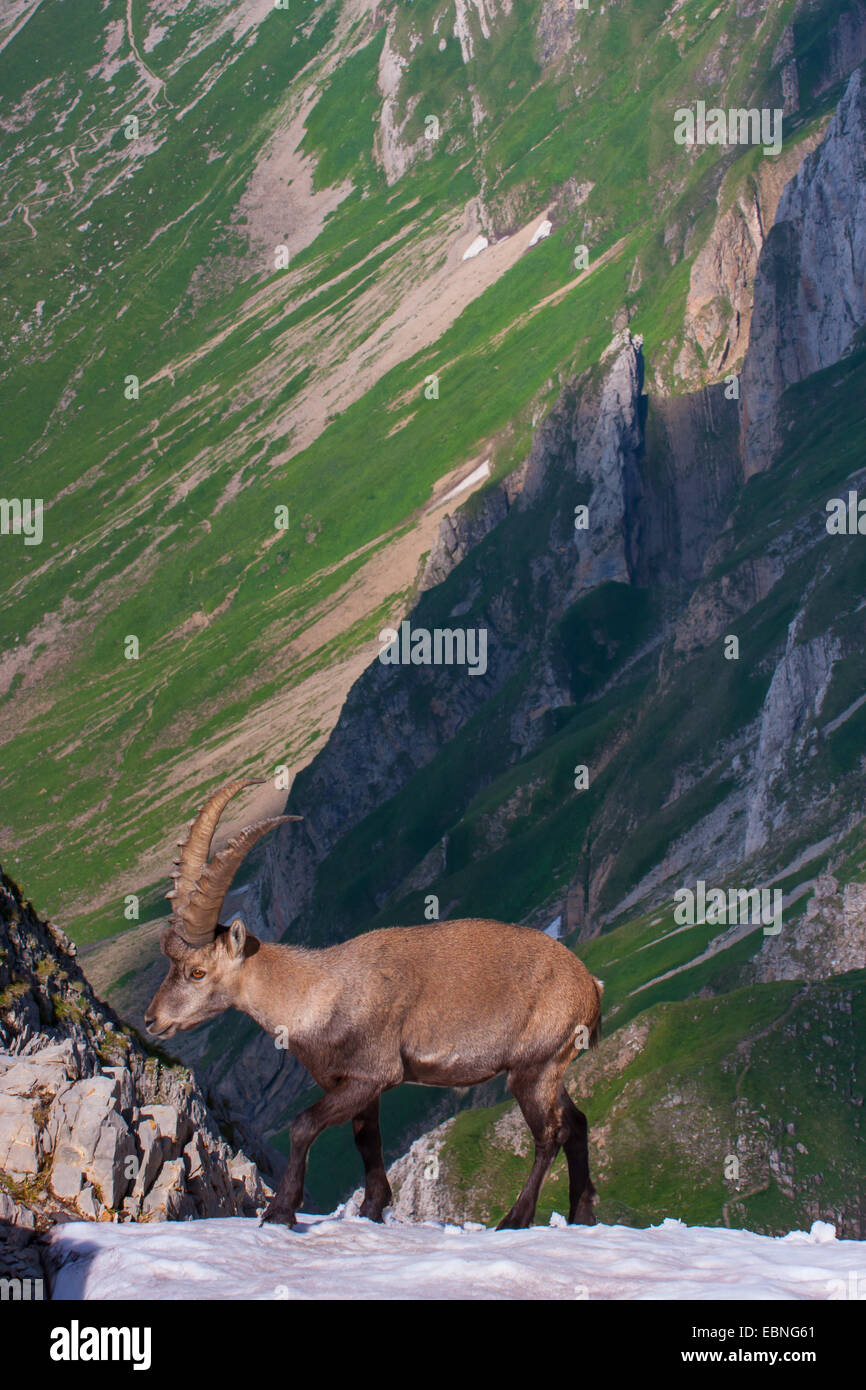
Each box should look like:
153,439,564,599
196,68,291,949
358,1201,387,1223
495,1211,529,1231
260,1204,297,1228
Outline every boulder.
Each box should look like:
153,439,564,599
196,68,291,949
229,1152,270,1213
0,1094,40,1180
0,1189,35,1229
102,1066,134,1115
139,1104,185,1152
0,1043,77,1099
141,1158,193,1221
76,1184,104,1221
48,1076,135,1210
183,1131,207,1182
131,1114,164,1200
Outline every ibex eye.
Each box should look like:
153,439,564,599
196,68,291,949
190,968,206,980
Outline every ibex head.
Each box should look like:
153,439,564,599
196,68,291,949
144,779,300,1039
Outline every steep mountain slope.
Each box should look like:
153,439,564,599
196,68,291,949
0,0,852,945
3,1,866,1230
220,57,866,1214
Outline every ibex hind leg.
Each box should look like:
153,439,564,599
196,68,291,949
352,1096,392,1222
261,1079,381,1228
495,1064,563,1231
558,1086,597,1226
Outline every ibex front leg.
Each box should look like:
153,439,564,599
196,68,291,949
262,1078,381,1228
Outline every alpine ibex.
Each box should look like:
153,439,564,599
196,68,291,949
145,780,603,1230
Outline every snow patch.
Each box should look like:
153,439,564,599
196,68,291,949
438,460,490,506
44,1215,860,1302
528,218,553,247
462,235,489,261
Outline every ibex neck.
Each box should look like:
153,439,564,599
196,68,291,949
237,939,323,1041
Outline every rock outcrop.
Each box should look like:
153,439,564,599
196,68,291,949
0,867,270,1241
376,23,428,187
574,332,645,590
352,1118,460,1224
741,65,866,475
420,483,512,593
754,873,866,982
674,132,825,387
745,628,839,856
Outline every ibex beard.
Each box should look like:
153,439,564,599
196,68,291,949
146,779,604,1231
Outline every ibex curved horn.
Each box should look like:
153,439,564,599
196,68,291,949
178,817,299,945
167,780,301,947
169,779,262,916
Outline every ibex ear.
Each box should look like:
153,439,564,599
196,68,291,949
227,917,247,959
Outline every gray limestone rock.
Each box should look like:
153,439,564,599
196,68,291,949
741,66,866,475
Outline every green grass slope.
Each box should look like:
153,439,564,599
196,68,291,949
0,0,846,942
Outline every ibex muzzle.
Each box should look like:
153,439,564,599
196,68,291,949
145,779,603,1230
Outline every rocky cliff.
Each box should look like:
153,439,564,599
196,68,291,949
673,131,827,388
0,865,270,1282
741,65,866,475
